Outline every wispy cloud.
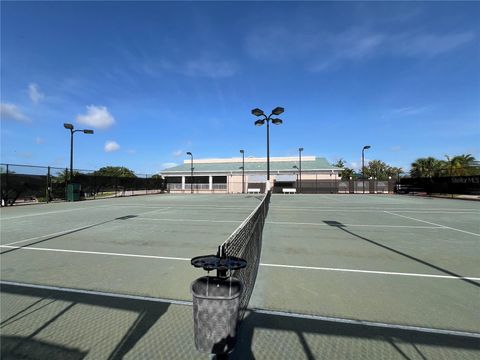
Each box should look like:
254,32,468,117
126,149,136,154
160,55,238,78
172,150,183,157
77,105,115,129
246,25,476,72
161,162,177,169
104,140,120,152
35,137,45,144
28,83,45,103
388,106,430,117
0,103,30,123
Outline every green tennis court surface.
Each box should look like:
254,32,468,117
1,194,479,359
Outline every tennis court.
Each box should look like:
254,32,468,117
1,194,479,359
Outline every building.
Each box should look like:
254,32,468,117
161,156,342,193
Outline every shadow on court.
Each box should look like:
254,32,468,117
323,220,480,289
230,310,480,360
0,215,138,255
0,282,169,360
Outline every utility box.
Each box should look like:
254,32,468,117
67,183,81,201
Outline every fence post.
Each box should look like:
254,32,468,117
145,175,148,195
46,166,51,203
5,164,9,206
65,167,68,201
115,177,118,197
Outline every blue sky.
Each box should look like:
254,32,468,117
1,1,479,174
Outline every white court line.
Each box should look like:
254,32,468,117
3,208,173,247
272,208,479,214
3,223,106,246
384,211,480,237
267,221,443,229
0,245,191,261
0,205,111,220
0,280,192,306
1,280,478,339
251,308,480,339
260,263,480,281
1,245,479,281
136,217,241,224
1,280,477,339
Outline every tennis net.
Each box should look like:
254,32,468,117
219,191,271,320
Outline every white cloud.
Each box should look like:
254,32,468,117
77,105,115,129
104,141,120,152
161,162,177,169
28,83,45,103
0,103,30,122
35,137,45,144
172,150,183,157
126,149,136,154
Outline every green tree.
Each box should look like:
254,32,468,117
93,166,136,178
332,159,346,168
410,157,443,178
339,167,355,180
364,160,394,180
444,154,476,176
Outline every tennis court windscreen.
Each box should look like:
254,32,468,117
220,191,271,320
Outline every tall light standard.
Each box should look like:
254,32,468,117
240,149,245,194
186,152,193,194
362,145,371,194
252,107,284,183
298,147,303,193
63,123,94,182
293,165,299,191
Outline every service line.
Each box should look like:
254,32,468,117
384,211,480,237
1,245,479,281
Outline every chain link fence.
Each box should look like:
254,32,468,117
1,163,166,206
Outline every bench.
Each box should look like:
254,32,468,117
282,188,297,194
247,188,261,194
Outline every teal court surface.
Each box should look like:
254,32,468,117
1,194,479,359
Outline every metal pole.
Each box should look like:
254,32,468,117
266,118,270,181
70,129,74,183
5,164,9,206
362,148,365,194
299,148,302,193
242,152,245,194
46,166,51,203
190,158,193,194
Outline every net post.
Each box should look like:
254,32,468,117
216,245,228,279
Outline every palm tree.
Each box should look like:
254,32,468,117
444,154,475,176
410,157,443,178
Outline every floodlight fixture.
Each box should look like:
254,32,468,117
83,129,94,134
251,108,265,117
255,119,265,126
271,107,284,116
271,118,283,125
64,123,74,130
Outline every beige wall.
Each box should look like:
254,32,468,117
228,175,244,193
301,172,340,180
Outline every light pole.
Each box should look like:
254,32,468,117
240,149,245,194
298,147,303,193
293,165,299,191
362,145,371,194
252,107,284,183
63,123,94,182
186,152,193,194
